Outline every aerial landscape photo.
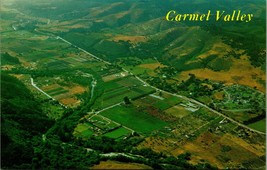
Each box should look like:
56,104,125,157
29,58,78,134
0,0,266,169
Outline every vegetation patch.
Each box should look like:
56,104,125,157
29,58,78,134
91,160,152,169
207,57,232,72
73,123,94,138
103,127,131,139
100,105,168,134
139,62,166,71
90,115,120,131
213,91,225,100
153,100,171,110
111,35,147,43
180,57,266,92
247,119,266,133
165,105,191,118
95,76,155,109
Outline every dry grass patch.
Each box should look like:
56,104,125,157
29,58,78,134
220,133,265,157
60,97,80,106
27,36,49,41
181,56,265,92
183,142,224,169
112,35,147,44
102,72,128,82
41,84,61,91
139,62,166,70
198,40,231,59
114,11,130,19
213,91,225,100
177,132,264,169
138,137,178,155
139,131,265,169
165,105,191,118
1,65,15,70
70,85,87,94
88,2,124,18
10,74,25,79
91,160,152,169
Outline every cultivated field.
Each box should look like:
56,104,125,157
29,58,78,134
100,105,168,135
138,108,266,169
248,119,266,133
35,76,88,108
93,75,155,110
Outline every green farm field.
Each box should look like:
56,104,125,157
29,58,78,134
94,76,155,109
153,96,183,110
100,105,168,134
248,119,266,133
104,127,131,139
90,115,120,130
73,123,94,138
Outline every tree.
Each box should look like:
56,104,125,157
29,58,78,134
123,96,131,105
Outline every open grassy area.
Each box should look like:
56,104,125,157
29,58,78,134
100,105,168,134
43,103,65,120
248,119,266,133
133,95,161,106
73,123,94,138
49,89,69,96
97,89,140,109
180,59,266,92
103,127,131,139
153,96,183,111
153,100,171,110
164,96,183,105
90,115,120,131
116,76,143,87
165,105,191,118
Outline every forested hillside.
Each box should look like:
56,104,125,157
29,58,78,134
1,74,54,168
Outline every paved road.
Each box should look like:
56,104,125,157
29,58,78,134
178,95,265,135
56,36,266,135
31,78,55,99
56,36,111,65
95,102,122,114
31,78,67,108
101,152,144,159
90,78,97,101
131,73,265,134
129,68,266,134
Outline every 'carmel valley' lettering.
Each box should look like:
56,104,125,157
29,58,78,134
166,10,253,22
